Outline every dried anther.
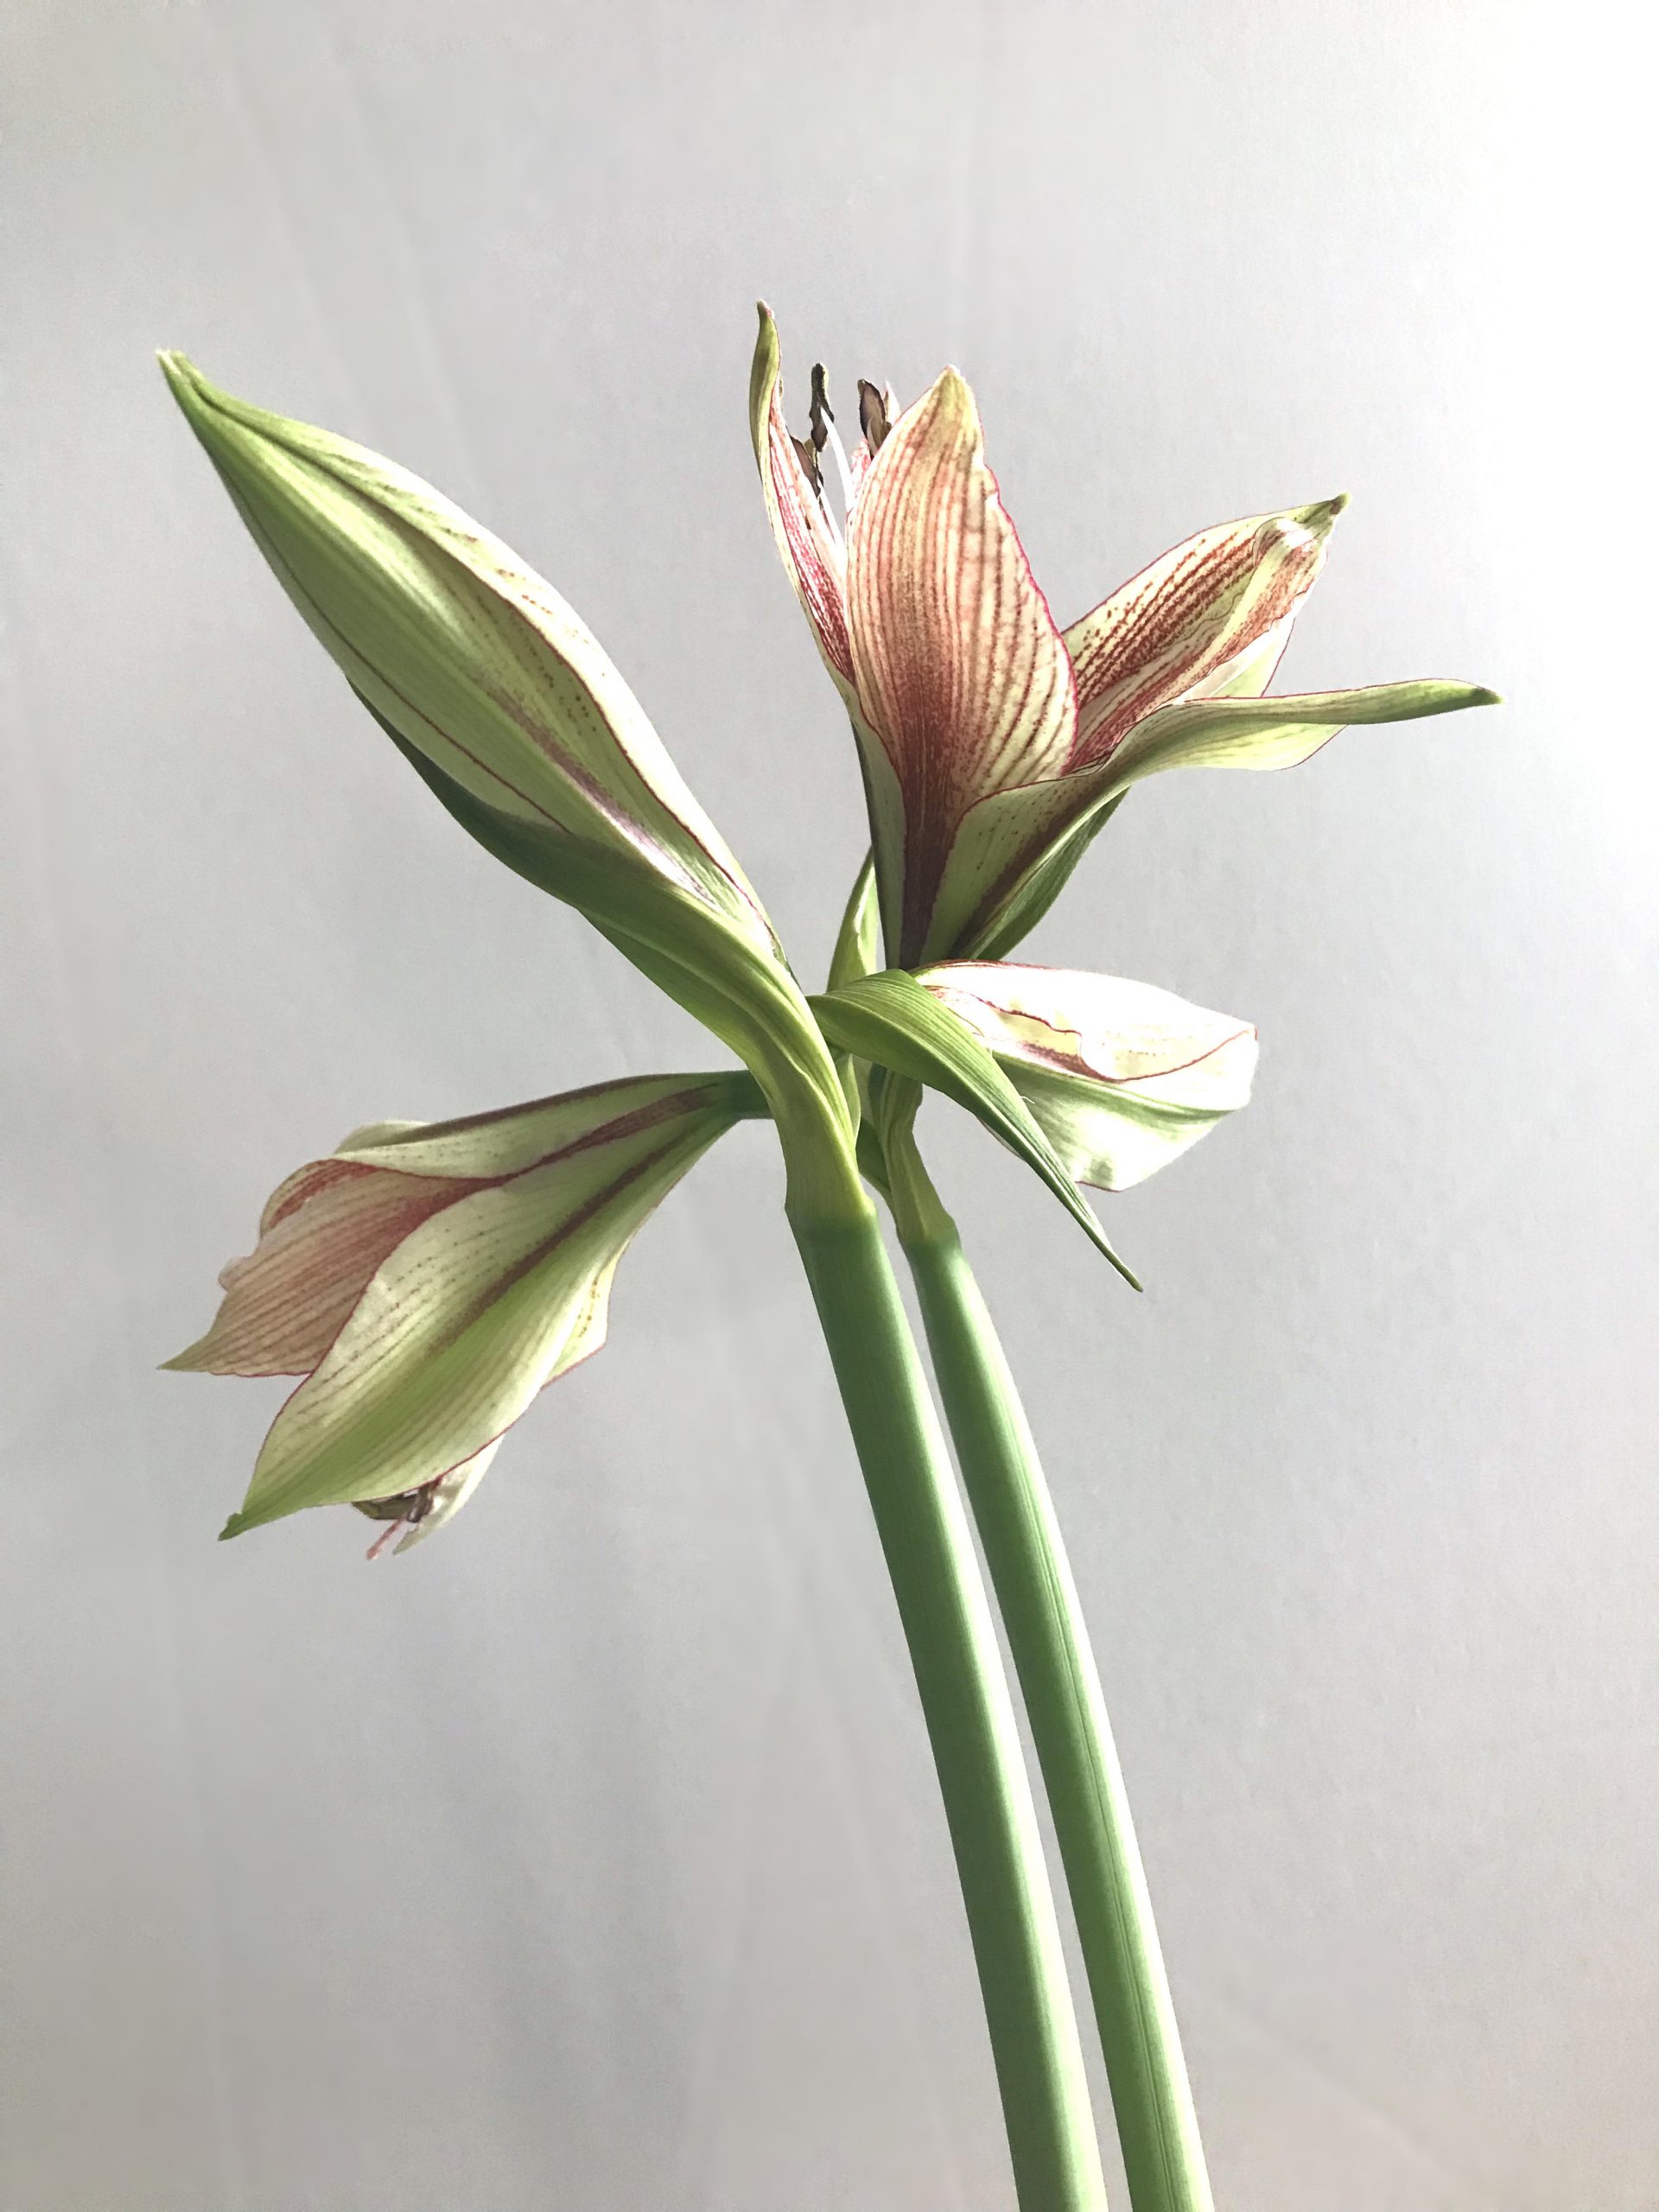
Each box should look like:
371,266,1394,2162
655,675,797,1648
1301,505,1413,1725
857,378,892,452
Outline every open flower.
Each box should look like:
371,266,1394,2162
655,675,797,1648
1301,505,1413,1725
751,308,1497,968
166,1073,762,1550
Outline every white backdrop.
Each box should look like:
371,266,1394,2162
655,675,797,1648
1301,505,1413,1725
3,3,1655,2207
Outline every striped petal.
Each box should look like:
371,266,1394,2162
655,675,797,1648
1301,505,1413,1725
161,354,773,957
846,368,1077,967
165,1160,464,1378
167,1074,763,1541
945,675,1499,962
1064,499,1344,768
917,963,1257,1191
748,307,855,691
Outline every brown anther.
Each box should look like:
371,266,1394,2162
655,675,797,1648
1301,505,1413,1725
857,379,892,453
791,434,823,494
808,363,835,451
354,1480,436,1525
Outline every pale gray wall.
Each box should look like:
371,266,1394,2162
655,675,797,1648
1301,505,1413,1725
3,3,1654,2207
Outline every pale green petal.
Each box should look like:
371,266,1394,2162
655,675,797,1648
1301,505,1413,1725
337,1072,763,1179
1094,678,1500,791
918,963,1257,1191
811,972,1138,1287
957,678,1499,958
376,715,853,1167
161,353,772,952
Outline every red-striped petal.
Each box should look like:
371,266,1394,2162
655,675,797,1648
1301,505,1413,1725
846,368,1077,964
916,962,1258,1191
1064,499,1343,767
167,1162,467,1377
749,308,855,690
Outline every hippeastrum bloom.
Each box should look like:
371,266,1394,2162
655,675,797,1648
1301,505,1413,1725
916,963,1257,1192
166,1072,763,1550
751,308,1498,969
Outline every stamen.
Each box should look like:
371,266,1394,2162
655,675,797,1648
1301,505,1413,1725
791,434,823,497
810,364,857,526
857,378,893,453
365,1515,407,1560
357,1478,437,1560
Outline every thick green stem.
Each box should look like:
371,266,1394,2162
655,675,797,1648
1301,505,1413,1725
789,1195,1109,2212
899,1211,1214,2212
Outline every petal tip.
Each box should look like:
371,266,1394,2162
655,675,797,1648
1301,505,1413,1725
1294,492,1350,532
218,1512,249,1542
157,349,200,404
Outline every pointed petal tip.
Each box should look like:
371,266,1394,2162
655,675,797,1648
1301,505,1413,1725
218,1513,249,1542
156,349,196,398
906,364,979,439
1294,492,1350,531
1471,685,1502,706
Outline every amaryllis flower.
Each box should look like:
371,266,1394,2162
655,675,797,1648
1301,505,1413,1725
166,1073,762,1550
916,963,1258,1192
751,308,1497,969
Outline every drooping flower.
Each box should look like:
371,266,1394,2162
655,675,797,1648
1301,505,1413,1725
915,963,1257,1192
751,308,1497,969
166,1073,763,1549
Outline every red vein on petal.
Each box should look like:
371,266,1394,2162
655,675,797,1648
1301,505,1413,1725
1066,516,1327,768
848,372,1075,963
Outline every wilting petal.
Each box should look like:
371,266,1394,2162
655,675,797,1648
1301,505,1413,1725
748,307,855,691
1064,499,1344,767
846,367,1077,966
160,354,772,955
917,963,1257,1191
